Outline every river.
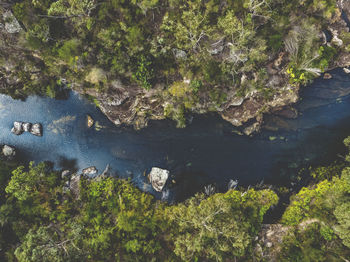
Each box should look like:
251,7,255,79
1,68,350,201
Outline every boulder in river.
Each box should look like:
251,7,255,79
11,121,24,135
30,123,43,136
344,68,350,74
82,166,98,176
87,114,94,128
2,145,16,159
148,167,169,192
323,73,332,79
22,122,32,132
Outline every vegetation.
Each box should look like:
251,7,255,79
0,0,347,125
2,135,350,261
0,160,277,261
278,137,350,261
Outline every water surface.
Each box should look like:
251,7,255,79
1,68,350,200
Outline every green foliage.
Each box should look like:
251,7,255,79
278,223,344,262
57,39,81,65
132,56,154,90
280,137,350,260
167,189,278,261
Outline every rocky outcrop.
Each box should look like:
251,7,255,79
11,122,43,136
61,170,72,179
82,166,98,176
254,224,291,262
148,167,169,192
93,164,113,181
69,174,81,198
3,10,22,34
2,144,15,159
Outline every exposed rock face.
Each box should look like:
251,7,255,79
2,145,15,158
61,170,72,179
30,123,43,136
87,114,94,128
82,166,98,176
3,11,22,34
255,224,291,262
93,164,112,181
69,174,81,198
148,167,169,192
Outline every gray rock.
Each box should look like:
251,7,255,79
3,11,22,34
208,38,225,55
2,145,16,158
11,121,24,135
148,167,169,192
173,48,187,60
69,174,81,197
61,170,72,179
266,242,273,248
344,67,350,74
30,123,43,136
82,166,98,176
93,164,112,181
22,122,32,132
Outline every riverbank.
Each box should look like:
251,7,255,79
1,140,350,261
1,67,350,202
1,1,350,133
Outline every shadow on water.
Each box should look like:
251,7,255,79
1,68,350,204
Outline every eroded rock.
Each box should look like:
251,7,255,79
3,11,22,34
148,167,169,192
82,166,98,176
30,123,43,136
23,122,32,132
61,170,72,179
11,121,23,135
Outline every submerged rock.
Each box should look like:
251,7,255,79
2,145,16,159
323,73,332,79
82,166,98,176
30,123,43,136
11,121,24,135
148,167,169,192
87,114,94,128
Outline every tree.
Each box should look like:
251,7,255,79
14,224,84,262
167,189,278,261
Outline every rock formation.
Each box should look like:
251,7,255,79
148,167,169,192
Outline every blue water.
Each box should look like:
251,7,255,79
1,68,350,200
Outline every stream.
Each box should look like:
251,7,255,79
1,68,350,201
